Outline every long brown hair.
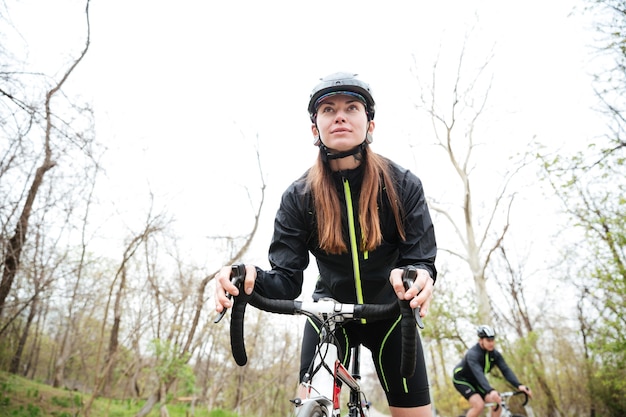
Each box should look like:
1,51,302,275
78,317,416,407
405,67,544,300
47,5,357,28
306,147,406,254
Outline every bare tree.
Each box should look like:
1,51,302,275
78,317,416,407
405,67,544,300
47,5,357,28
411,37,525,324
133,144,267,417
0,0,92,319
8,255,42,375
82,203,167,415
410,32,550,417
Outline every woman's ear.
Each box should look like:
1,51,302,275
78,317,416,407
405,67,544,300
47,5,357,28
311,125,320,146
365,121,375,143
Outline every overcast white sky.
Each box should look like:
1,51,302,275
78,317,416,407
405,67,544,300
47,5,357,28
6,0,604,290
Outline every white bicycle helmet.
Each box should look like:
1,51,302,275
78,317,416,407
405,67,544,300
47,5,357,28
476,325,496,339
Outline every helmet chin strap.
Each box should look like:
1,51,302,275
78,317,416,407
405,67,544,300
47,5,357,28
319,141,367,163
316,121,372,163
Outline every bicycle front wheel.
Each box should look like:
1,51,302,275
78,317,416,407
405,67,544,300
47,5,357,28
295,400,329,417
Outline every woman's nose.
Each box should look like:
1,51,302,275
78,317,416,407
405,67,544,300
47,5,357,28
334,111,347,122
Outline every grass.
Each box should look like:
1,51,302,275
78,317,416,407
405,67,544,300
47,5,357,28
0,371,230,417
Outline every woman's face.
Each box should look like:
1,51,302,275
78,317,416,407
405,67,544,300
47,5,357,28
312,94,375,151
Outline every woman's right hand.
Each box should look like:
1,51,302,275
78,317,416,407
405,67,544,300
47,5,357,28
214,264,257,313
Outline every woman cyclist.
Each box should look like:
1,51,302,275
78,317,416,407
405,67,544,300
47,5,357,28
215,72,438,417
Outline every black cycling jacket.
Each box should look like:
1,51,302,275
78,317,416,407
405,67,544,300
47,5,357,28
254,158,437,304
453,343,522,394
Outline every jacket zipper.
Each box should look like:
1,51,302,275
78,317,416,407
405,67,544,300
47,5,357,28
343,178,365,313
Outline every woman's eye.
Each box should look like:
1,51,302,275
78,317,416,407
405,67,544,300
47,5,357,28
322,106,334,113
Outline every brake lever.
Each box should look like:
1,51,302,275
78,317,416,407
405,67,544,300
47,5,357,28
214,263,247,324
402,266,425,329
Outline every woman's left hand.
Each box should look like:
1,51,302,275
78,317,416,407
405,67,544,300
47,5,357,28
389,267,434,317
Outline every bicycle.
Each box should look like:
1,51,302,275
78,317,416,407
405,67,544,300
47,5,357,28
215,263,423,417
483,390,530,417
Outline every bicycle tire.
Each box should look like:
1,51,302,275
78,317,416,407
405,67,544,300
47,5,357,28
295,400,328,417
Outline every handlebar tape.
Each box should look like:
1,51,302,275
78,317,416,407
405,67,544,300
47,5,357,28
248,294,300,314
230,291,252,366
515,390,530,406
230,293,300,366
352,303,400,320
398,299,417,378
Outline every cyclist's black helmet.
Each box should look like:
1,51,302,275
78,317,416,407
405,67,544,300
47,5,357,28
476,325,496,339
308,72,375,122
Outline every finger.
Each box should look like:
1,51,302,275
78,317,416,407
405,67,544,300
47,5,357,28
407,271,433,308
218,266,239,296
403,280,421,300
243,264,257,295
214,266,239,310
414,292,433,315
389,268,405,299
409,288,432,311
214,285,228,312
403,268,419,299
404,269,432,300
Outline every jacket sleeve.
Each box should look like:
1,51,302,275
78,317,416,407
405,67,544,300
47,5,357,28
494,350,522,388
253,180,310,300
396,167,438,282
466,345,494,393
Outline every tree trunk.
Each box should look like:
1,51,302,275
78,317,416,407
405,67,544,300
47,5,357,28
0,0,91,320
52,319,73,388
135,391,160,417
9,294,38,374
159,383,170,417
30,297,50,379
104,265,125,396
0,162,54,319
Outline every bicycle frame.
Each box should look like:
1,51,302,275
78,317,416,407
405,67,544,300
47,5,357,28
299,316,370,417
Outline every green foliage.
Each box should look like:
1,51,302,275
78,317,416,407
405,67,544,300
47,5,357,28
26,403,41,417
432,383,468,417
209,408,240,417
0,370,225,416
591,363,626,417
149,339,196,396
536,0,626,395
539,146,626,415
584,220,626,416
0,378,13,407
50,393,82,408
588,321,626,416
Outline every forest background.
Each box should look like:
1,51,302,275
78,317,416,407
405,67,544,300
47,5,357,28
1,0,625,416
